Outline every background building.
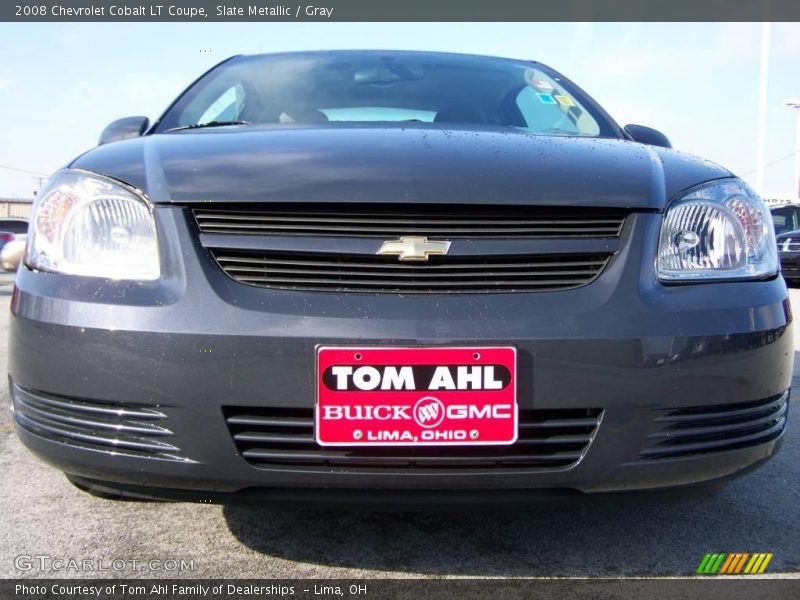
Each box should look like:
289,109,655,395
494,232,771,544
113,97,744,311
0,199,32,219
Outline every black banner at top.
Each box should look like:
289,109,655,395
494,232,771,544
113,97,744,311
3,0,800,22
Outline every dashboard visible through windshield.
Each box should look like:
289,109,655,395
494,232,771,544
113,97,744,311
155,51,612,137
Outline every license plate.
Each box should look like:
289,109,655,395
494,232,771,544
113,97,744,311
315,346,517,447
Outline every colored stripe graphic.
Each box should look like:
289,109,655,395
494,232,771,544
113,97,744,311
711,554,726,573
696,553,714,574
699,553,774,575
746,553,773,574
697,553,727,574
720,554,737,574
744,554,760,574
733,553,750,574
757,553,773,573
722,553,749,574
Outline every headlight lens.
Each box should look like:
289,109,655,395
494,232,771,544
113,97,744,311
656,179,777,282
26,170,159,280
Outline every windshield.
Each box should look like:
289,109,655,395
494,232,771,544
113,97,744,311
156,52,614,137
0,219,29,234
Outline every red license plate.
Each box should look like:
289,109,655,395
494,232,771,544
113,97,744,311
316,346,517,447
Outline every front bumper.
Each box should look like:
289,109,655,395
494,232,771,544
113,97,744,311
8,208,795,498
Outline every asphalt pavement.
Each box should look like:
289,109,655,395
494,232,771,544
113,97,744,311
1,271,799,579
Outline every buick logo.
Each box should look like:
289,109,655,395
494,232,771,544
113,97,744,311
413,396,445,428
377,236,451,262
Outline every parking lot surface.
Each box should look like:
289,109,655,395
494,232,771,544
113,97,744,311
1,270,799,579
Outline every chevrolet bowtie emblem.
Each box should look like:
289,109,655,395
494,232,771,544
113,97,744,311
377,236,452,261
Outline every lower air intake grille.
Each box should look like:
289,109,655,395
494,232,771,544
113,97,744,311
223,406,602,470
641,392,789,460
11,383,186,462
210,251,611,294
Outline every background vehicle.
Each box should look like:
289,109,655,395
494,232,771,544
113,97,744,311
771,204,800,235
777,229,800,284
1,234,26,271
0,218,28,252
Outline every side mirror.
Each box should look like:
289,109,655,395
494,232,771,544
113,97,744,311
99,116,150,145
624,124,672,149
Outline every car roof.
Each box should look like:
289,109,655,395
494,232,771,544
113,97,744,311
232,49,539,69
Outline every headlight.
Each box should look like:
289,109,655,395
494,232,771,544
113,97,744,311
656,179,777,282
26,169,159,280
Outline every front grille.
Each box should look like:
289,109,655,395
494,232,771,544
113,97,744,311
779,238,800,252
210,250,611,294
223,406,602,470
640,392,788,460
780,257,800,278
194,205,627,239
11,383,188,462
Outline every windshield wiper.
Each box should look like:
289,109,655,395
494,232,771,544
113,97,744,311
165,120,251,133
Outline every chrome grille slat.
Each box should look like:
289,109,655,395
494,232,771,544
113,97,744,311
641,392,789,460
201,224,621,235
11,383,188,462
215,256,609,269
197,213,624,225
648,403,788,440
211,251,611,293
240,449,585,465
14,412,181,453
640,420,786,458
12,397,173,437
233,432,314,444
223,407,602,471
12,385,166,420
519,417,601,429
194,205,627,239
232,431,593,446
654,396,787,423
225,415,310,428
235,276,593,287
222,267,601,278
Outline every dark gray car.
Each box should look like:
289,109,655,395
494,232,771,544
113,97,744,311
8,51,792,502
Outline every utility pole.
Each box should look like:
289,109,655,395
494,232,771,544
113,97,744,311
32,176,48,197
786,98,800,201
755,21,771,196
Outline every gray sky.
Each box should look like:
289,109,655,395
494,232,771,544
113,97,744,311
0,22,798,199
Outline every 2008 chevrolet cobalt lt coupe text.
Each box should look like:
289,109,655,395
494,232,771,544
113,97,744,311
9,51,793,502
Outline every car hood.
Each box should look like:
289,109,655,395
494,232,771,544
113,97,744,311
776,230,800,241
69,125,732,209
